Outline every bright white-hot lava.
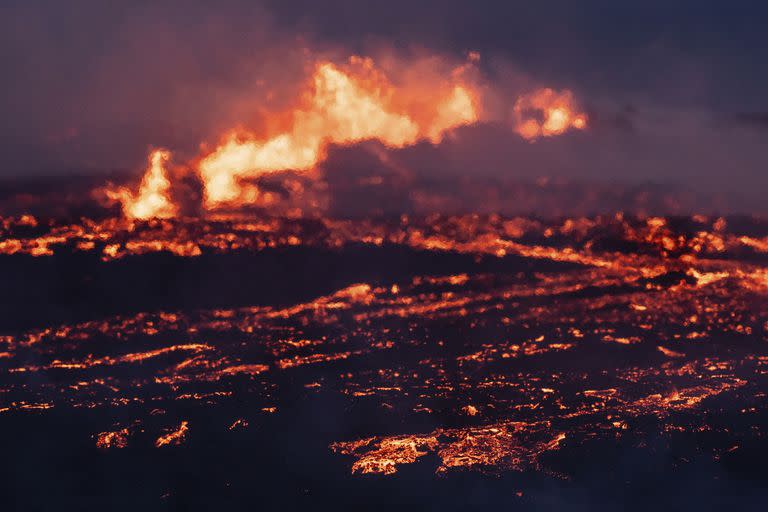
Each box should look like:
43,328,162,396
106,149,177,220
199,59,478,206
512,88,587,140
108,54,588,219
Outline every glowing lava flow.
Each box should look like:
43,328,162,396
2,213,767,478
199,60,478,206
513,88,587,140
107,54,589,219
106,149,177,220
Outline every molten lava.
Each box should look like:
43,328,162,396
102,53,590,219
199,59,478,206
1,211,767,482
513,88,587,140
106,149,177,220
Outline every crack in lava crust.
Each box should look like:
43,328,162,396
0,212,767,480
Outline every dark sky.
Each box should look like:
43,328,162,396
1,0,766,206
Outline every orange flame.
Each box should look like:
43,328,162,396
108,54,589,217
513,88,587,141
199,59,479,206
106,149,177,220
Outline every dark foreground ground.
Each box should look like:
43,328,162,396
1,213,767,511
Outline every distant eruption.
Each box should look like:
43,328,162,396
512,88,587,140
108,54,587,220
199,58,478,206
106,149,177,220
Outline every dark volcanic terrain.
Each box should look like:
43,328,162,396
1,212,768,511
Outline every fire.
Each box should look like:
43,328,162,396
512,88,587,140
106,53,589,218
96,428,130,449
106,149,177,220
427,85,478,143
2,211,767,482
155,421,189,447
199,59,478,206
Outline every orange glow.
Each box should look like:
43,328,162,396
2,212,767,479
155,421,189,447
99,53,596,218
513,88,587,140
106,149,177,220
199,59,479,206
426,85,479,143
96,428,130,449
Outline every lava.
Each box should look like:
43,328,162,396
513,88,587,140
155,421,189,448
198,58,479,206
96,428,130,450
96,53,592,219
105,149,177,220
1,212,766,480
